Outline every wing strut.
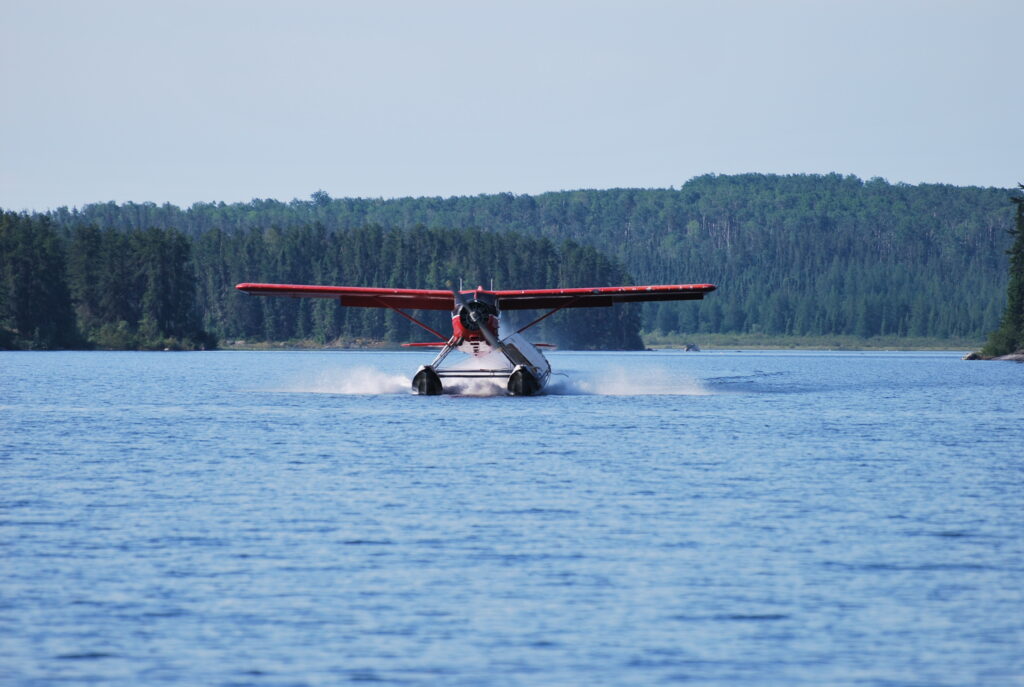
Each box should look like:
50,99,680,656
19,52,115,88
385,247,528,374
371,297,448,342
514,297,583,335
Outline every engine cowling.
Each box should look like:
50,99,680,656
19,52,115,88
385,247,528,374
458,300,496,331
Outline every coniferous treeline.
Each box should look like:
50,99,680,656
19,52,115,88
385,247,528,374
66,224,212,349
39,174,1015,340
192,225,641,349
0,213,78,349
0,214,641,350
1,213,212,349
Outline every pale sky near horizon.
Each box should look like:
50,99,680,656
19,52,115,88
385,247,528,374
1,0,1020,211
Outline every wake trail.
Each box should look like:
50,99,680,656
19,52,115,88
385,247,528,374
267,366,411,395
261,365,714,397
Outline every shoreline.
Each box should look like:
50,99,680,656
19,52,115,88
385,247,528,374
216,338,980,353
643,333,983,352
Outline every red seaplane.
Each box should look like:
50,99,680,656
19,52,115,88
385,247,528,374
235,281,716,395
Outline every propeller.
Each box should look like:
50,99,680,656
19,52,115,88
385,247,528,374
451,286,504,351
450,284,538,393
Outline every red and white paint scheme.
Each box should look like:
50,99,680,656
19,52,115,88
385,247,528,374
235,282,717,395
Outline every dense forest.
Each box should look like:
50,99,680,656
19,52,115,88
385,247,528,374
0,213,212,350
1,174,1017,350
0,215,639,350
191,225,641,349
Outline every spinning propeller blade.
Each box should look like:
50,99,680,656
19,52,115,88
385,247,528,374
452,287,504,351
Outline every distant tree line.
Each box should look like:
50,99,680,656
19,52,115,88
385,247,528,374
1,213,211,350
0,214,641,350
983,185,1024,356
0,213,78,349
37,174,1015,341
3,174,1017,349
192,224,641,349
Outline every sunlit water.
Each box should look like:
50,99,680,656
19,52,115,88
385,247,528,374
2,350,1023,686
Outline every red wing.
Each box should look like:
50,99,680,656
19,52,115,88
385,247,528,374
495,283,716,310
235,283,454,310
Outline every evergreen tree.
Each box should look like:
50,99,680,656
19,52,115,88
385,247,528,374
54,173,1010,342
983,185,1024,356
0,212,79,348
20,174,1020,346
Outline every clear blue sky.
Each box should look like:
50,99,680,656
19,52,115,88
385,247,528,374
1,0,1020,211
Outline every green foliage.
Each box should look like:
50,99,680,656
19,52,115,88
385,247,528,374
66,224,213,349
42,174,1014,341
0,212,640,349
9,174,1017,349
0,212,79,348
192,225,642,349
982,185,1024,357
0,212,213,350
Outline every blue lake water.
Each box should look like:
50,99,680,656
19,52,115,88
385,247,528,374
1,349,1023,686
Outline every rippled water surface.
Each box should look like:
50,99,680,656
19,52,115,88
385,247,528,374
2,350,1023,685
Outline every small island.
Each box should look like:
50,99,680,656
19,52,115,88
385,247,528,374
969,184,1024,361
